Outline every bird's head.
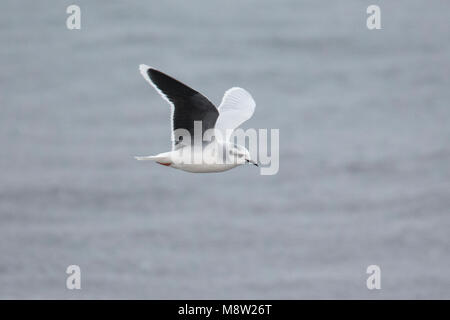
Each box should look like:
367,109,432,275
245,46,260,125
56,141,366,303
227,144,258,166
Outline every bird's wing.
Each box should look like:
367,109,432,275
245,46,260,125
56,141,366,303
214,87,256,142
139,65,219,149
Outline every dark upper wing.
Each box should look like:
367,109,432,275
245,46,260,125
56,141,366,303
139,65,219,147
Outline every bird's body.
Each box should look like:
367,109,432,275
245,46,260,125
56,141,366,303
136,140,246,173
135,65,257,173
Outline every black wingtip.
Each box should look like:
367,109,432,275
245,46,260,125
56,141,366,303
146,67,198,97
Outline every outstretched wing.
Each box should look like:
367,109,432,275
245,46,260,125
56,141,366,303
139,65,219,148
214,87,256,141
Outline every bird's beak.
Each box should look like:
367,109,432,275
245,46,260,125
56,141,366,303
247,159,259,167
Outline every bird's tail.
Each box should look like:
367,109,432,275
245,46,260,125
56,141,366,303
134,152,173,166
134,155,159,161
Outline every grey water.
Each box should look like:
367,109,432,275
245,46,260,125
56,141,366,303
0,0,449,299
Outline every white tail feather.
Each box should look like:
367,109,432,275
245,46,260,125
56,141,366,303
134,156,158,161
134,152,172,163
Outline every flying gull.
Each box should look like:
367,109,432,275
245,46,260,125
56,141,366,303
135,65,257,173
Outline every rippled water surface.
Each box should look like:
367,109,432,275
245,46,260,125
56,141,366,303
1,0,449,298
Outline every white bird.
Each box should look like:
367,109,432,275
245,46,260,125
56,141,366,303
135,65,258,173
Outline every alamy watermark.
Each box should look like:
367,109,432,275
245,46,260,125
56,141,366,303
66,265,81,290
169,121,279,175
66,5,81,30
366,265,381,290
367,5,381,30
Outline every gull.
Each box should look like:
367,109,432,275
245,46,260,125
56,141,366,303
135,65,258,173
